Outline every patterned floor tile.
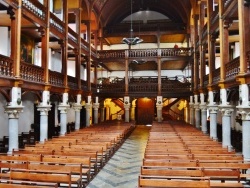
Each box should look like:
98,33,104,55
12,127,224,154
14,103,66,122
86,125,150,188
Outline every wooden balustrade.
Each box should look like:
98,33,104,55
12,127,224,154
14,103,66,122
68,76,78,89
49,70,64,87
50,13,65,35
225,57,240,80
212,68,221,84
20,62,44,83
68,27,78,47
0,55,13,77
22,0,45,20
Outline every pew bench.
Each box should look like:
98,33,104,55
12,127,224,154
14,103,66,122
138,175,210,188
0,179,58,187
9,169,79,188
41,155,91,182
27,162,83,187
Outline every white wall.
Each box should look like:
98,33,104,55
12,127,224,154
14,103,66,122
0,27,9,56
67,108,75,123
234,42,240,58
19,93,36,133
0,94,9,138
51,51,62,72
67,60,75,77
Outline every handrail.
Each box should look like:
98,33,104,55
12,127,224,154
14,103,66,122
0,54,13,77
22,0,45,20
98,48,192,60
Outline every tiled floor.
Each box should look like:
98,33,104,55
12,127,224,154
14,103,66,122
86,125,150,188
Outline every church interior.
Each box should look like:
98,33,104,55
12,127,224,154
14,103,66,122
0,0,250,187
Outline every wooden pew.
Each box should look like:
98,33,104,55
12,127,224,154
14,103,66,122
27,162,83,187
138,175,210,188
41,155,91,182
141,166,204,177
0,179,58,187
9,169,78,188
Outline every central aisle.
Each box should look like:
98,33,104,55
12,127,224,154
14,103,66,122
86,125,150,188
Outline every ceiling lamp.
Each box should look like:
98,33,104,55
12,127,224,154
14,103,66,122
122,0,143,45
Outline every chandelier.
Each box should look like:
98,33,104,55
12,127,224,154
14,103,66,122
122,0,143,45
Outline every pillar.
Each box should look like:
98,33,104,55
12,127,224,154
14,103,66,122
124,96,130,123
85,103,92,127
209,107,218,140
207,90,218,140
194,94,200,129
4,87,23,154
73,94,82,130
37,91,51,142
220,107,234,150
219,88,234,150
184,101,189,123
93,98,100,124
189,96,194,125
237,84,250,160
156,96,163,122
58,93,70,136
5,107,23,154
130,103,136,121
200,93,207,134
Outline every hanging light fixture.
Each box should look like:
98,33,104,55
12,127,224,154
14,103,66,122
122,0,143,45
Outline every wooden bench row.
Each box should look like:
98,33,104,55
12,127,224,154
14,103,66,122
5,123,134,187
139,121,245,187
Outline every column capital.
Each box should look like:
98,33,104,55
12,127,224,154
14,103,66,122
93,103,100,109
124,104,130,110
85,103,92,111
219,105,234,116
58,104,70,113
37,104,51,116
194,103,200,109
199,104,207,111
237,106,250,121
4,106,23,119
207,105,219,114
156,103,163,109
73,103,82,111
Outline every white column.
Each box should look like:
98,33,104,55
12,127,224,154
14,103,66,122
189,96,194,125
58,93,70,136
85,103,92,127
156,96,163,122
124,96,130,122
4,87,24,154
73,94,82,130
5,108,23,154
209,107,218,140
201,107,207,134
194,94,200,129
207,91,218,140
37,91,51,142
237,84,250,160
73,105,82,130
219,88,234,151
200,93,207,134
93,103,100,124
37,106,51,142
220,107,234,150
